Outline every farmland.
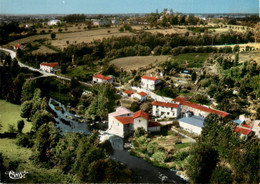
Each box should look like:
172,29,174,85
110,55,170,71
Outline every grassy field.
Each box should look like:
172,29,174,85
0,138,77,183
239,51,260,64
110,55,170,71
64,64,100,82
171,53,210,68
0,100,32,133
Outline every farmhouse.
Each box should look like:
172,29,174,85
132,91,147,102
107,108,160,138
92,74,115,83
141,76,162,91
172,96,229,118
235,126,252,140
13,44,24,50
152,101,180,118
123,90,134,97
40,62,60,73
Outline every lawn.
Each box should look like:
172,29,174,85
0,138,78,183
0,100,32,133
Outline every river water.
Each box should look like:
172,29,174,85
48,98,186,183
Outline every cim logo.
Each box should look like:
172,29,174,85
5,170,28,180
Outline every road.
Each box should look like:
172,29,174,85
0,47,92,87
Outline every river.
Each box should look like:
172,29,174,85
48,98,186,183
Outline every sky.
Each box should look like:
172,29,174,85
0,0,258,15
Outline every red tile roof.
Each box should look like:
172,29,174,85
141,76,158,81
152,101,179,108
148,121,160,127
235,126,252,135
242,124,251,129
172,97,229,117
15,44,22,49
93,74,112,80
115,116,134,125
172,96,187,103
123,90,134,95
133,110,149,120
138,91,147,97
40,62,59,68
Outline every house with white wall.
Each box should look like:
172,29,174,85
133,91,147,102
107,108,160,138
92,74,115,83
47,19,61,26
107,106,133,137
123,90,134,97
141,76,162,91
40,62,60,73
152,101,180,118
178,112,204,135
172,96,229,118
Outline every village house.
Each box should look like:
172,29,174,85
107,107,160,138
13,44,24,50
233,115,260,139
152,101,180,118
40,62,60,73
169,96,229,135
132,91,147,102
235,126,252,140
178,112,204,135
141,76,162,91
92,74,115,83
172,96,229,118
122,90,134,97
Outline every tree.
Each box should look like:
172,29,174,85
17,120,25,133
50,33,56,40
20,100,33,121
186,144,219,184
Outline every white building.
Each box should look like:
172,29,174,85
172,97,229,118
178,113,204,135
40,62,60,73
132,110,149,131
92,19,111,26
122,90,134,97
47,19,61,26
141,76,162,91
252,120,260,138
152,101,180,118
92,74,115,83
108,106,133,138
107,108,160,138
132,91,147,102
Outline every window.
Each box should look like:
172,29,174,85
118,123,119,126
139,120,141,122
167,112,170,115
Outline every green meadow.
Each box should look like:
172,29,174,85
0,100,32,133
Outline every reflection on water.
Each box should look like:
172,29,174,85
109,136,186,184
48,98,186,183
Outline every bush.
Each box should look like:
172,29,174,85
16,133,34,148
152,151,166,163
17,120,25,133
